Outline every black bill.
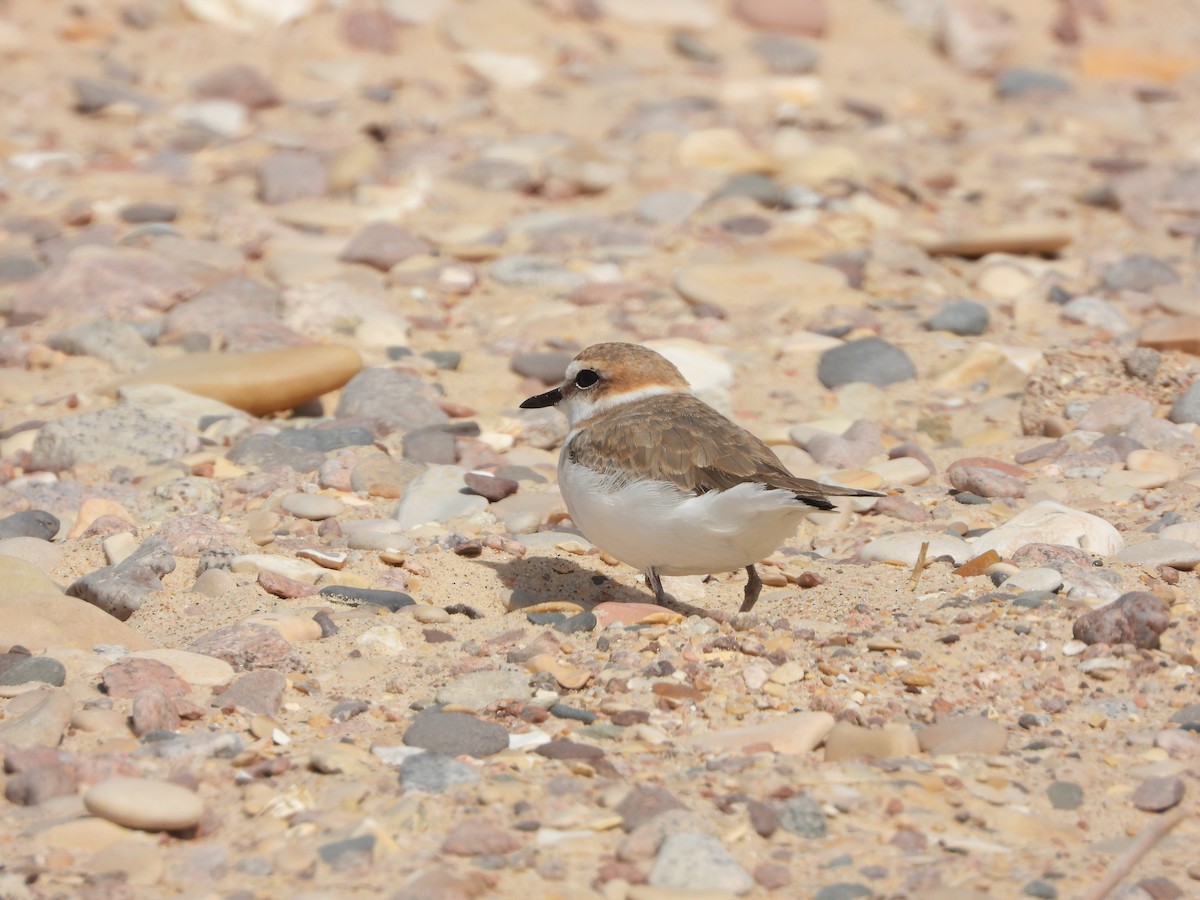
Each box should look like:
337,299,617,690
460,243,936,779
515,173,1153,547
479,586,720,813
520,387,563,409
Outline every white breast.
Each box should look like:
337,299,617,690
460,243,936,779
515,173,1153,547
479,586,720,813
557,452,810,576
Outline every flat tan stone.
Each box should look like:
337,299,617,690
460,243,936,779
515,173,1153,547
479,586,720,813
111,344,363,416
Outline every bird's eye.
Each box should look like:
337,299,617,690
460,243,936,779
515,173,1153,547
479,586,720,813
574,369,599,389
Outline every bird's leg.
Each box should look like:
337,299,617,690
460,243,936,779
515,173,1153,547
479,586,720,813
644,567,668,605
739,564,763,613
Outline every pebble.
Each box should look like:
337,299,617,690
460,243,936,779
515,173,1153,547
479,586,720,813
823,722,920,761
778,792,827,838
31,405,199,472
402,710,510,758
750,33,820,73
1073,591,1170,650
1168,381,1200,425
85,777,204,832
339,222,432,271
995,67,1071,98
490,257,585,291
1046,780,1083,810
0,509,60,541
817,337,917,389
648,832,754,895
318,585,415,611
926,299,990,335
188,623,306,672
279,493,345,520
813,884,872,900
435,669,532,710
399,752,480,793
193,62,280,108
0,689,74,748
920,222,1070,257
393,465,490,530
0,656,67,688
336,367,448,433
1115,539,1200,570
119,345,363,418
917,715,1008,755
1100,254,1179,293
441,819,521,856
511,351,574,385
66,536,176,621
1001,567,1063,593
859,533,971,566
1131,775,1185,812
617,785,689,832
970,501,1124,558
212,669,286,715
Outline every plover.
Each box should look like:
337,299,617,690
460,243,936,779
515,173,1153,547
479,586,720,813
521,342,880,612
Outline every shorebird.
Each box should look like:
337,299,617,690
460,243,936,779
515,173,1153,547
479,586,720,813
521,342,880,612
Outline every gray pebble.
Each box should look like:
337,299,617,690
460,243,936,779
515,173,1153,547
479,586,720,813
1062,295,1128,333
72,76,159,113
1100,254,1179,293
750,33,820,74
435,669,531,710
317,834,375,869
0,656,67,687
47,320,155,372
335,368,448,435
399,752,480,792
710,172,787,209
258,150,327,205
549,704,597,723
1168,380,1200,425
555,610,598,634
66,536,176,621
1124,347,1161,382
648,833,754,895
489,256,586,291
227,434,326,474
813,884,872,900
0,510,60,541
817,337,916,389
0,253,43,283
636,190,704,226
995,68,1070,99
778,792,827,838
119,202,177,224
276,427,374,453
1046,780,1083,810
31,405,199,472
1022,879,1058,899
402,710,510,758
926,299,989,336
450,158,536,193
317,585,415,611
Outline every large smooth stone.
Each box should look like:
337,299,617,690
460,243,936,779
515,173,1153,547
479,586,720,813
84,778,205,832
112,344,363,416
0,556,154,651
969,501,1124,559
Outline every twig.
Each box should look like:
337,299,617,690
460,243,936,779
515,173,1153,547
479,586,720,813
1082,807,1188,900
908,541,930,591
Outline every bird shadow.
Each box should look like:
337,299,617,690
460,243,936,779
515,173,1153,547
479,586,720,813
473,553,714,620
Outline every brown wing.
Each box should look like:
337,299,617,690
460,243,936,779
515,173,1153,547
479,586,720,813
568,394,879,509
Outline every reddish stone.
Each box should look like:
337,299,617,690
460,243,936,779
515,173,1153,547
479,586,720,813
101,657,191,700
733,0,828,36
441,820,521,856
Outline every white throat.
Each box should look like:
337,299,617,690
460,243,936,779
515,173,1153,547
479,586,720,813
562,385,681,428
